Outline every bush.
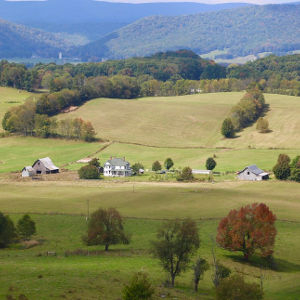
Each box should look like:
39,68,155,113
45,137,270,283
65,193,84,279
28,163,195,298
177,166,194,181
256,117,269,133
0,212,16,248
132,162,144,174
273,154,291,180
122,272,155,300
221,118,235,138
152,161,162,172
164,158,174,170
216,274,263,300
78,165,100,179
17,215,36,240
206,157,216,170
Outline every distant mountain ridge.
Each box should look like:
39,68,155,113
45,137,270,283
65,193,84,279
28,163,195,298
0,0,249,41
74,3,300,61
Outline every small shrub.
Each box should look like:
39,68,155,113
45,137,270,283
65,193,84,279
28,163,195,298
177,166,194,181
132,162,144,174
78,165,100,179
122,272,155,300
216,274,263,300
256,117,269,133
206,157,217,170
152,161,162,172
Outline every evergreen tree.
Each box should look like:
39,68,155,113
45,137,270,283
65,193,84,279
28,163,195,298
221,118,235,138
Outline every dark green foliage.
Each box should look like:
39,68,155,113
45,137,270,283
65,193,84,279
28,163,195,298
273,154,291,180
152,161,162,172
177,167,194,181
164,158,174,170
78,165,100,179
206,157,216,170
290,156,300,182
216,274,263,300
290,156,300,169
17,215,36,240
221,118,235,138
132,162,144,175
0,212,16,248
193,258,209,292
212,260,231,288
151,219,200,287
84,208,129,251
34,114,53,138
88,158,100,168
122,272,155,300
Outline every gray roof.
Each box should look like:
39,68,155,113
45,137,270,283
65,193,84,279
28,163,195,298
238,164,265,175
33,157,59,171
105,158,130,167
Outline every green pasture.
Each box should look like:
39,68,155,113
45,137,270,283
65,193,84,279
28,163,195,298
0,212,299,299
0,136,104,173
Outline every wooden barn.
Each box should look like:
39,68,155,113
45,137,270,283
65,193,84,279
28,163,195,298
237,165,269,181
32,157,59,175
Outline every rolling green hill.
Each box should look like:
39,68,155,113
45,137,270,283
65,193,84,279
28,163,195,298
77,3,300,60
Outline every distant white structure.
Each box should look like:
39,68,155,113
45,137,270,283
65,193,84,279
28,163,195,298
104,157,132,177
58,52,63,60
192,169,212,175
237,165,269,181
22,166,35,177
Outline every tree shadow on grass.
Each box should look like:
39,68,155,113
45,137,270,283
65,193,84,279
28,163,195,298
226,254,300,273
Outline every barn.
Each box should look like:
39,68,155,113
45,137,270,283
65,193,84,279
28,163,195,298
237,165,269,181
22,166,35,177
32,157,59,175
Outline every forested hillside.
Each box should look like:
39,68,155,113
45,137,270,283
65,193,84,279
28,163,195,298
76,3,300,60
0,19,68,58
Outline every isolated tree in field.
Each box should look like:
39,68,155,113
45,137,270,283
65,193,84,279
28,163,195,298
152,160,162,172
84,208,129,251
221,118,235,138
273,154,291,180
206,157,217,170
151,219,200,287
177,166,194,181
122,272,155,300
193,258,209,292
256,117,269,133
164,158,174,170
217,203,276,260
216,274,263,300
17,215,36,240
0,212,16,248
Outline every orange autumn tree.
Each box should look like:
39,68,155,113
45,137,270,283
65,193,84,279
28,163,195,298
216,203,277,260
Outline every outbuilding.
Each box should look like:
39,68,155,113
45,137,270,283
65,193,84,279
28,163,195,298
32,157,59,175
237,165,269,181
22,166,35,177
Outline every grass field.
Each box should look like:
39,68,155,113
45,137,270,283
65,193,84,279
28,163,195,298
0,181,299,299
0,87,37,131
59,92,300,149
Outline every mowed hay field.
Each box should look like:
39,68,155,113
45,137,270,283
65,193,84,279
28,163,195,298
58,92,300,149
0,181,300,299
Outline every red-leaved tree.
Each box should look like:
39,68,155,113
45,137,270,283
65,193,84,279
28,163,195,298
216,203,277,260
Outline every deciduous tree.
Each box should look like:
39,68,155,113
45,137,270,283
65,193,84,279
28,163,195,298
152,161,162,172
216,203,277,260
164,158,174,170
221,118,235,138
193,258,209,292
17,215,36,240
151,219,200,287
0,212,16,248
206,157,217,170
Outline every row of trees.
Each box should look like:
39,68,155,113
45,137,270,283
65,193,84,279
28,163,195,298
2,101,96,141
85,204,271,298
221,88,267,138
0,213,36,248
273,154,300,182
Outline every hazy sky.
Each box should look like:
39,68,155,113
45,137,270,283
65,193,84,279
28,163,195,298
5,0,300,3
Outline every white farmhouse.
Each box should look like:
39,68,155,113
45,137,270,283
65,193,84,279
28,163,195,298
104,157,132,177
237,165,269,181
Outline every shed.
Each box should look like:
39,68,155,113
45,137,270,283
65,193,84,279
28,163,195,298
22,166,35,177
237,165,269,181
192,169,212,175
32,157,59,175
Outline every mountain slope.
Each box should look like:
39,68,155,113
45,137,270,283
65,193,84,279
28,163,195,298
0,0,249,41
0,19,69,58
76,3,300,60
